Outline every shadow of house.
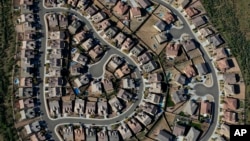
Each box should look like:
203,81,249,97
234,84,240,94
227,59,235,68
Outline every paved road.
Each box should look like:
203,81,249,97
37,1,144,141
152,1,220,140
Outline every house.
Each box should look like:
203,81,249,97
108,130,120,141
107,56,123,71
154,31,170,44
183,100,198,115
135,111,152,126
115,63,131,78
74,74,90,87
67,0,78,7
130,7,141,18
68,20,82,34
195,63,208,76
145,93,162,104
223,111,238,123
97,19,111,31
46,14,59,30
137,0,151,9
117,124,132,140
92,12,107,23
30,121,42,133
80,38,95,51
147,73,162,83
104,27,118,39
173,124,186,136
166,42,181,59
102,0,117,7
102,78,114,93
85,101,96,116
182,39,196,52
91,80,103,95
153,20,167,32
174,73,187,85
208,34,224,48
183,65,197,78
198,27,213,38
223,97,239,111
157,130,175,141
45,87,62,98
191,16,207,28
113,1,129,15
143,61,158,73
74,126,85,141
122,78,135,89
62,98,72,117
21,41,36,49
130,44,144,57
61,126,74,141
19,77,33,87
85,5,98,17
114,32,127,45
171,89,187,104
16,87,34,98
49,58,62,68
72,53,89,65
185,127,200,141
224,83,239,96
127,118,143,134
184,7,199,18
58,13,69,29
141,102,158,116
223,73,238,84
97,101,108,116
49,100,61,117
88,45,104,59
121,37,135,51
46,77,65,87
97,130,108,141
76,0,90,11
217,59,230,72
200,100,212,116
86,128,97,141
109,97,123,112
178,0,191,9
164,12,175,24
73,30,87,44
138,52,152,64
220,124,230,139
48,31,66,40
74,99,85,115
215,48,228,61
149,82,162,93
117,89,133,102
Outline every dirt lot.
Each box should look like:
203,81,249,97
136,15,167,54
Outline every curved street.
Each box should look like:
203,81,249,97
36,0,219,141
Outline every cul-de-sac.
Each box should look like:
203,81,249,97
1,0,248,141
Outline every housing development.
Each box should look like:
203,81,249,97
12,0,246,141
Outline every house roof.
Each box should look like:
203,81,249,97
98,19,111,30
85,5,98,16
223,73,237,84
183,65,197,78
130,45,144,57
182,39,196,52
102,78,114,93
117,89,133,102
138,52,152,64
220,124,230,138
113,1,129,15
185,127,200,141
117,124,132,140
191,16,207,28
223,111,237,123
164,12,175,24
174,73,186,85
183,100,198,115
142,61,158,73
130,7,141,18
200,101,212,116
217,59,230,72
137,0,151,8
215,48,228,61
208,34,224,48
166,43,181,58
127,118,143,134
148,73,162,83
173,124,186,136
195,63,208,75
154,31,169,44
185,7,199,18
224,97,238,111
171,89,187,104
157,130,175,141
153,20,167,32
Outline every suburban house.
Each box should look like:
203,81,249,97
147,72,162,83
121,37,135,51
223,97,239,111
104,27,118,39
173,124,186,136
145,93,162,104
73,30,87,44
174,73,187,85
74,99,85,116
198,27,214,38
166,42,181,59
85,101,96,116
138,52,152,64
223,111,238,124
91,80,103,95
200,100,212,117
141,102,158,116
61,126,74,141
153,20,167,32
108,130,120,141
68,20,82,34
74,126,85,141
154,31,170,44
183,65,197,78
220,124,230,139
223,73,238,84
216,58,231,72
115,63,131,78
130,44,144,57
62,96,73,117
184,7,199,18
74,74,90,88
191,16,207,28
195,63,208,76
92,12,107,23
102,78,114,93
149,82,162,93
102,0,117,8
183,100,198,115
171,89,187,104
185,127,201,141
224,83,239,96
97,19,111,31
85,5,99,17
97,130,108,141
76,0,90,11
157,130,176,141
80,38,95,51
114,32,127,45
109,97,123,113
142,61,158,73
86,128,97,141
208,34,224,48
48,100,61,117
127,118,143,135
135,111,152,126
164,12,175,24
182,39,196,52
97,101,108,116
136,0,151,9
117,124,132,140
122,78,135,89
113,1,129,15
88,44,104,59
117,89,133,102
67,0,78,7
215,47,228,61
130,7,142,18
72,53,89,65
107,56,124,71
58,13,68,29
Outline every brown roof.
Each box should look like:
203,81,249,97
200,101,212,115
98,19,111,30
164,12,175,24
183,65,197,78
173,124,186,136
127,118,142,134
224,97,238,111
166,43,181,58
223,73,237,84
113,1,129,15
217,59,230,72
185,7,199,18
102,78,114,93
182,39,196,52
130,7,141,18
223,111,237,123
215,48,228,61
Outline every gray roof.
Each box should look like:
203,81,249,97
175,73,186,85
191,16,207,28
157,130,175,141
171,89,187,104
183,100,198,115
208,34,224,47
130,45,144,57
195,63,208,75
185,127,200,141
108,130,120,141
154,20,167,32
